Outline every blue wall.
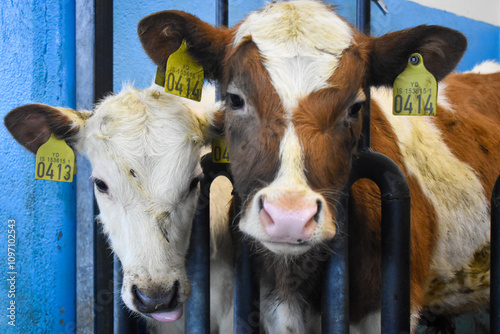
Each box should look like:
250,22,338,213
0,1,76,333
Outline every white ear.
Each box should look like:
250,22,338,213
4,103,90,154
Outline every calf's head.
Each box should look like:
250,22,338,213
138,1,466,255
5,85,215,322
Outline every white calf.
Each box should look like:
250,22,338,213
5,84,233,332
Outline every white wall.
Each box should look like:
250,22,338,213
409,0,500,26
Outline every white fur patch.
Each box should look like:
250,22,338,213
371,86,490,282
350,311,381,334
233,0,353,112
261,295,318,334
466,60,500,74
272,124,308,189
349,307,421,334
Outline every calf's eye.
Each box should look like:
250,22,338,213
228,93,245,110
188,176,201,192
94,178,109,193
348,102,364,118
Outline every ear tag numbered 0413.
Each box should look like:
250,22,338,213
212,137,230,163
35,134,76,182
393,53,437,116
162,39,204,101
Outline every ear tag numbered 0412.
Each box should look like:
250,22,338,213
35,134,76,182
393,53,437,116
161,39,204,101
212,137,230,163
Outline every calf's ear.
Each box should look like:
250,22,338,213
138,10,232,81
4,104,89,154
368,25,467,87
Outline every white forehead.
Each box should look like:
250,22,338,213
233,0,353,112
82,84,207,203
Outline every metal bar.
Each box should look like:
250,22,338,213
322,192,350,333
186,154,233,333
75,0,96,331
186,154,213,333
216,0,228,27
94,0,114,332
351,150,411,334
491,174,500,334
356,0,371,151
94,0,113,102
356,0,371,34
232,199,261,334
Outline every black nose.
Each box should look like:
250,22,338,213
132,281,180,314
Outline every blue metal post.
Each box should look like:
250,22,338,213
325,1,411,332
322,192,350,333
491,174,500,334
351,151,411,334
356,0,371,151
186,155,212,333
186,154,232,333
233,226,260,334
0,1,76,333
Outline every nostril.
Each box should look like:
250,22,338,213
313,199,322,223
133,282,180,314
258,196,264,211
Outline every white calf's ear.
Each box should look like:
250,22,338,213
4,103,89,154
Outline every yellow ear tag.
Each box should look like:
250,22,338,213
155,66,166,87
393,53,437,116
212,137,230,163
35,134,76,182
165,40,204,101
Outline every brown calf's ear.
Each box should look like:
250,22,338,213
137,10,232,81
369,25,467,87
4,104,87,154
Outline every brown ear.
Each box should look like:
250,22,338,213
369,25,467,87
4,104,87,153
137,10,232,81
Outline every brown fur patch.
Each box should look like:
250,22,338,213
221,39,285,199
435,71,500,197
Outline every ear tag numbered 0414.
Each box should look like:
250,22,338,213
393,53,437,116
35,134,76,182
212,137,230,163
161,39,204,102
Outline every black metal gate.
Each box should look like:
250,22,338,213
92,0,498,333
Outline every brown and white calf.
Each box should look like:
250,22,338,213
138,0,500,332
4,84,233,333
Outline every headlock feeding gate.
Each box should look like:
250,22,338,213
91,0,498,333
